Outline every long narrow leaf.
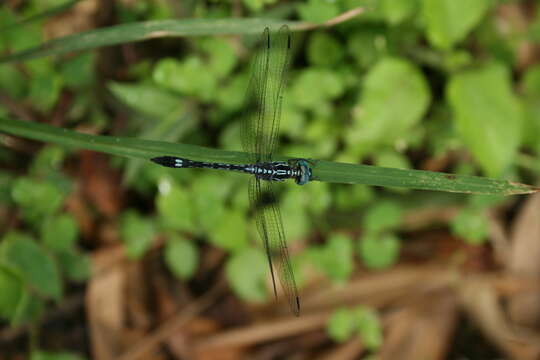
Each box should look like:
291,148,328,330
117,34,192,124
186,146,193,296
0,117,536,195
0,0,81,32
0,18,298,64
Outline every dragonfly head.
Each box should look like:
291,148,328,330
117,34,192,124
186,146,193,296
295,159,312,185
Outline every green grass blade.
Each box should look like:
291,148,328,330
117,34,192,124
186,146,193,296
312,160,537,195
0,18,300,64
0,0,81,32
1,117,535,195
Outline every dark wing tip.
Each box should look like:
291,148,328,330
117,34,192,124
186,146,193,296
294,296,301,316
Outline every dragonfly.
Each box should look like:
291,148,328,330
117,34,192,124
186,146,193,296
150,25,311,316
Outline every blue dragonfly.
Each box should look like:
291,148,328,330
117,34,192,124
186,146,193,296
151,25,311,316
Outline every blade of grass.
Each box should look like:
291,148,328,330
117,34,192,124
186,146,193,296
0,7,364,64
0,117,536,195
0,0,81,32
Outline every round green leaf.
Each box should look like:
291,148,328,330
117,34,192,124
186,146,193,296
327,308,356,342
347,57,430,155
450,208,488,245
447,62,523,177
164,235,198,280
359,233,401,270
225,247,268,302
0,265,23,320
41,214,79,252
209,210,247,251
307,32,344,67
156,183,195,231
120,210,155,259
362,201,403,234
422,0,491,49
0,231,62,300
356,306,383,351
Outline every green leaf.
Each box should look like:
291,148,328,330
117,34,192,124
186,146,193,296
382,0,418,24
30,350,85,360
347,57,430,155
450,208,488,244
422,0,491,49
164,235,198,280
291,68,344,110
108,82,182,118
523,65,540,97
362,201,403,233
60,52,95,89
0,18,309,64
56,249,90,282
11,177,64,223
356,306,383,351
120,210,155,259
347,27,390,69
447,62,523,177
0,64,26,98
0,117,537,195
226,247,268,302
30,145,66,177
41,214,78,252
310,234,354,283
307,32,344,67
327,308,356,342
359,233,401,270
12,288,44,325
197,37,237,78
153,57,217,102
0,231,62,300
28,72,63,112
0,265,24,320
209,210,247,251
297,0,339,23
156,182,195,231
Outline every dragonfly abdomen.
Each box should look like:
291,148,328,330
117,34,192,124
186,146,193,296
150,156,311,185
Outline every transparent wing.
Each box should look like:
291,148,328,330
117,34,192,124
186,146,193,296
248,176,300,316
241,25,291,162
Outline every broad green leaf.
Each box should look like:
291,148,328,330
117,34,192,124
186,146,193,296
451,208,488,244
11,177,64,223
297,0,340,23
120,210,155,259
28,72,63,112
382,0,418,24
356,306,383,351
41,214,78,251
156,182,195,231
153,56,217,102
0,265,24,319
225,247,268,302
197,37,237,78
327,308,356,342
56,249,90,282
209,210,247,251
164,235,198,280
319,234,354,283
0,231,62,300
362,201,403,233
334,185,374,211
30,145,66,177
359,233,401,270
347,28,389,69
347,57,430,155
108,82,181,118
60,53,95,89
422,0,491,49
447,63,523,177
0,64,26,98
291,68,344,110
307,32,344,67
12,288,44,325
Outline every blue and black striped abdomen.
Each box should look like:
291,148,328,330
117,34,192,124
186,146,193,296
150,156,312,185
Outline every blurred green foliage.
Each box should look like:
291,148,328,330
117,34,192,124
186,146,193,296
1,1,540,356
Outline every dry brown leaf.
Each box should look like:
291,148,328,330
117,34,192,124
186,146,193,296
508,193,540,327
